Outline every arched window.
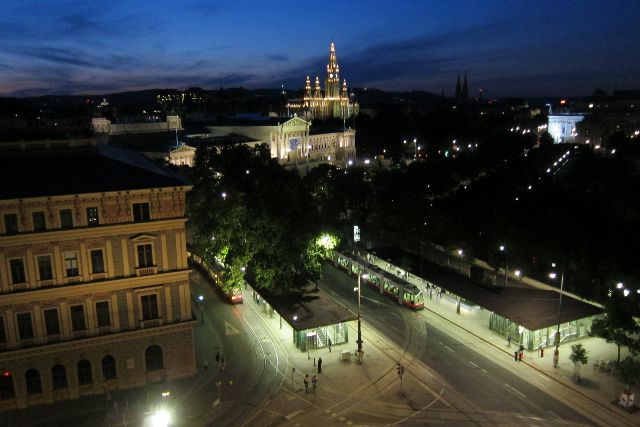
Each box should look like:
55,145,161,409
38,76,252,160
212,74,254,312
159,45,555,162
25,369,42,395
0,373,15,400
77,360,92,385
51,364,68,390
102,355,117,380
145,345,164,371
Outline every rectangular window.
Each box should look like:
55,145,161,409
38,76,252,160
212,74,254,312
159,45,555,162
90,249,105,274
43,308,60,335
136,244,154,267
9,259,26,284
32,211,46,232
140,294,159,320
0,316,6,343
3,214,18,234
16,312,34,340
60,209,73,229
64,252,79,277
86,207,99,227
132,203,151,222
95,301,111,328
37,255,53,281
70,305,86,331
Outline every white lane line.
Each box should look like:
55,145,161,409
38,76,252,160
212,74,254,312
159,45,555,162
504,383,526,398
538,374,551,381
443,345,455,352
469,361,487,373
547,410,558,419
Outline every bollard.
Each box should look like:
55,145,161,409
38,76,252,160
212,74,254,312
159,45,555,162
313,357,316,366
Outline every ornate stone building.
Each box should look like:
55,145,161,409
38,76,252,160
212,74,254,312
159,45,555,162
0,140,195,410
286,42,358,120
206,116,356,167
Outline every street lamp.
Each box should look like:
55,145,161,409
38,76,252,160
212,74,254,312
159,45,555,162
499,245,507,287
354,273,368,363
198,295,204,324
413,138,417,159
549,263,564,367
306,144,312,173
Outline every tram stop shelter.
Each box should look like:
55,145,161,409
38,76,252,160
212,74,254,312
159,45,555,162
368,246,602,351
248,283,357,352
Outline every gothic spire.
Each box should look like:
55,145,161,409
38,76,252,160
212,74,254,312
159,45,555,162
455,72,462,104
462,71,469,101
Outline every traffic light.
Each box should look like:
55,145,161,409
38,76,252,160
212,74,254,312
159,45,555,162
396,364,404,377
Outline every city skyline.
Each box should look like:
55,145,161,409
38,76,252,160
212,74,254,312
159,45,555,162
2,0,639,98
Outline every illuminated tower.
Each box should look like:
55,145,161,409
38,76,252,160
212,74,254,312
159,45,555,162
304,76,312,106
325,41,340,99
314,76,321,98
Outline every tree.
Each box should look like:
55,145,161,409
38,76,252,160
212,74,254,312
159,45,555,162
589,291,640,366
188,143,326,293
569,344,588,382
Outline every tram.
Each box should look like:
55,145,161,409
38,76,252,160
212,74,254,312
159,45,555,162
187,251,243,304
333,251,424,310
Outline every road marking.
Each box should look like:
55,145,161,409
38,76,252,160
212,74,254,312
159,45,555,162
225,321,241,336
547,410,558,418
418,380,451,407
469,361,487,373
504,383,526,398
389,311,401,319
443,344,454,352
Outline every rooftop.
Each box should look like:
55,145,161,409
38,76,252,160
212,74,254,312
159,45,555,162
0,143,190,200
369,246,602,331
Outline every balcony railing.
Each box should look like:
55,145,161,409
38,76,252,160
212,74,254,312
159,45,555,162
91,273,107,281
136,266,157,276
64,276,83,285
10,282,29,291
140,318,162,329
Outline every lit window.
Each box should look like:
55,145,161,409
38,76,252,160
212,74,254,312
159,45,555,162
86,207,99,227
64,252,79,277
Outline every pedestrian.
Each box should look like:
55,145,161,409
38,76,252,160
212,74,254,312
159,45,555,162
317,357,322,373
514,351,519,362
215,351,220,363
518,351,523,361
221,354,226,371
328,338,332,352
507,335,512,347
304,374,309,393
204,359,209,373
312,375,317,391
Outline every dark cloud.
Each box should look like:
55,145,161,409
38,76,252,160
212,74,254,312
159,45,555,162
266,54,289,62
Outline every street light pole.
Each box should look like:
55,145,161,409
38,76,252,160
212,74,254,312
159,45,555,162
414,138,417,159
499,245,507,287
549,263,564,367
355,273,368,362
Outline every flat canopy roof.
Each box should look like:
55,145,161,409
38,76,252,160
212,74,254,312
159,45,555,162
370,246,602,331
253,284,357,332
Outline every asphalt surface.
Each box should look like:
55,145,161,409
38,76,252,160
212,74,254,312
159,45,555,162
322,265,594,426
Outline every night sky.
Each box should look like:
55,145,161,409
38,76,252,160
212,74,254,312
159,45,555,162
2,0,639,98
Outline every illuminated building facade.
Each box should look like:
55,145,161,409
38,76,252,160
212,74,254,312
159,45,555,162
287,42,359,120
0,140,195,410
206,116,356,167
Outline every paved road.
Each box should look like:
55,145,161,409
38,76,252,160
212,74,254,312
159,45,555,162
322,265,594,425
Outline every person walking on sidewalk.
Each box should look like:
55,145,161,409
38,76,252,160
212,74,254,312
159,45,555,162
304,374,310,393
317,357,322,373
507,335,512,347
328,338,332,352
312,375,317,392
204,359,209,373
215,351,220,363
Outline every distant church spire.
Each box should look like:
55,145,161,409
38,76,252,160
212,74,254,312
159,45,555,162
455,72,462,104
462,71,469,101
